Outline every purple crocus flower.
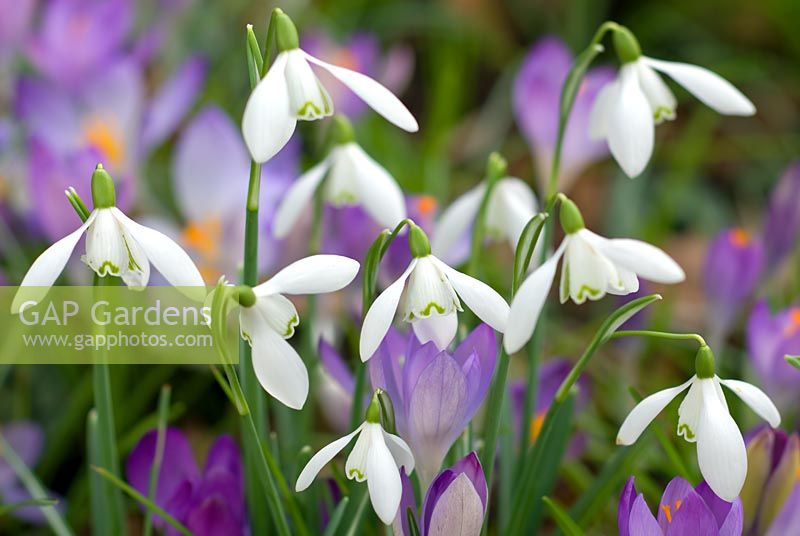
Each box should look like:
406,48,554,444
747,299,800,403
301,31,414,119
704,228,764,342
395,453,488,536
0,0,36,59
317,338,357,434
618,476,743,535
369,325,497,489
763,162,800,270
126,428,246,536
741,426,800,534
513,36,614,192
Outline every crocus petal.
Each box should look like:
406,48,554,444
643,57,756,116
431,257,509,332
13,211,97,312
111,208,205,293
765,485,800,536
367,432,403,524
596,235,686,283
360,259,418,361
627,494,661,536
273,158,331,238
664,488,719,536
412,312,458,350
719,379,780,427
304,52,418,132
617,378,694,445
348,144,407,229
608,63,654,178
696,379,747,501
256,255,360,296
295,424,363,491
618,477,638,536
504,240,566,354
430,185,484,266
382,431,415,473
426,473,484,536
242,52,297,163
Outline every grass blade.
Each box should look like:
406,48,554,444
321,497,349,536
543,497,584,536
144,385,172,536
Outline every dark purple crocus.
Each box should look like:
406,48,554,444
704,228,764,342
513,36,614,192
747,299,800,402
763,162,800,270
369,325,497,490
741,426,800,534
618,476,743,535
126,428,246,536
395,453,487,536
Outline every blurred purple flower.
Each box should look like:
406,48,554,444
618,476,742,536
763,162,800,270
301,31,414,119
395,453,487,536
747,299,800,401
704,228,764,340
126,428,246,536
0,0,36,58
0,421,62,524
513,36,613,192
317,338,357,434
741,426,800,534
369,325,497,489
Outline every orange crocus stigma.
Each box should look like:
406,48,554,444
415,195,437,219
783,308,800,337
729,228,751,248
84,118,125,168
333,50,359,71
529,410,546,444
660,499,682,523
182,217,223,281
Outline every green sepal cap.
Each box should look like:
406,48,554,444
558,197,585,235
409,223,431,258
613,26,641,64
365,391,382,424
486,151,508,183
695,345,716,379
235,285,256,308
91,163,116,208
275,10,299,51
331,115,356,145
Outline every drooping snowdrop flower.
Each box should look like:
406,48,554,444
360,223,509,360
242,10,418,164
431,176,538,267
238,254,359,409
617,345,780,501
589,26,756,178
296,391,415,525
273,115,406,238
12,164,205,312
504,197,684,353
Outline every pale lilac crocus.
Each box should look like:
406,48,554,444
396,452,488,536
369,325,497,489
126,428,246,536
618,476,743,535
0,0,36,68
747,299,800,404
317,338,358,433
763,162,800,270
513,36,614,192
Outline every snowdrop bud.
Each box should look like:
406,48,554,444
91,163,116,208
695,345,716,379
235,285,256,308
365,391,383,424
558,196,584,235
409,223,432,258
275,10,299,52
331,115,356,145
613,26,641,64
486,151,508,183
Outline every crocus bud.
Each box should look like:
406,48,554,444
331,115,356,145
763,162,800,269
612,26,641,64
409,223,432,258
759,433,800,533
91,163,116,208
741,427,776,532
558,196,585,235
421,452,488,536
275,9,299,52
694,345,716,379
746,300,800,400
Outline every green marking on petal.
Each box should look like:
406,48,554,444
97,260,121,276
331,192,358,205
576,285,601,301
348,468,365,480
298,101,322,118
419,302,446,317
653,106,676,123
283,315,299,338
122,236,142,271
678,423,695,440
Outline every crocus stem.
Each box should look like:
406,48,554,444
479,348,509,492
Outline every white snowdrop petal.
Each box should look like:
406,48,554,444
432,257,509,332
677,379,703,443
635,63,677,123
588,80,618,140
256,255,360,296
84,209,129,278
607,63,654,178
285,50,333,120
412,312,458,350
597,236,685,284
431,185,484,266
382,431,415,474
366,428,403,524
402,257,460,321
616,378,694,445
295,424,363,491
720,379,781,428
348,144,407,229
274,158,330,238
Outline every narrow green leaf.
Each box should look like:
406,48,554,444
144,385,172,536
0,498,59,517
92,466,193,536
406,507,422,536
343,490,370,536
543,497,584,536
321,497,350,536
785,355,800,370
512,213,549,293
246,25,264,79
87,409,110,536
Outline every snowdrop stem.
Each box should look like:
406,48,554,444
466,152,507,277
610,330,707,347
479,347,510,495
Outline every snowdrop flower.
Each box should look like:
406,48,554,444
360,223,509,361
238,255,359,409
242,10,418,163
504,197,684,353
296,391,415,524
273,115,406,238
12,164,205,312
589,26,755,178
617,345,780,501
431,176,538,267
